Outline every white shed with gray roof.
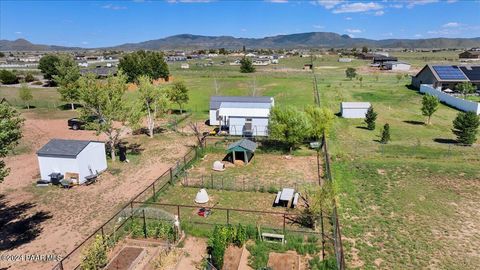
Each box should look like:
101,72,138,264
37,139,107,184
341,102,371,118
209,96,274,136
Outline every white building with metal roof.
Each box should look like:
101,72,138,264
209,96,274,136
341,102,371,118
37,139,107,184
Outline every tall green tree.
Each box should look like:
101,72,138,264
38,54,61,81
269,106,309,153
421,94,440,125
305,106,335,140
19,83,33,109
136,75,167,138
300,182,333,230
0,70,18,84
364,106,377,130
0,102,24,182
345,67,356,80
78,72,140,161
239,57,255,73
362,46,368,53
452,111,480,146
54,55,81,110
455,82,476,98
166,81,189,114
380,123,391,144
118,50,169,83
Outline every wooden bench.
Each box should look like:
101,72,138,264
274,191,281,205
261,232,285,244
291,192,300,208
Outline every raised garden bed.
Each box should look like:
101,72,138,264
105,246,145,270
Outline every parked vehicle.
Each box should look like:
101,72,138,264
67,116,103,130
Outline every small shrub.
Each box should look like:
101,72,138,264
81,235,108,270
24,73,35,82
267,186,278,194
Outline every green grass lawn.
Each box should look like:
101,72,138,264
313,53,480,268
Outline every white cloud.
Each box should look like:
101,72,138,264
446,0,458,3
414,34,423,37
81,41,89,45
383,32,393,37
241,28,247,32
375,10,384,16
266,0,288,3
313,25,325,29
442,22,460,28
14,31,22,34
346,34,354,38
345,28,362,33
345,16,352,20
391,4,403,8
332,2,383,14
406,0,438,9
102,4,127,10
311,0,343,9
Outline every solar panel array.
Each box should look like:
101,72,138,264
432,66,467,80
459,66,480,81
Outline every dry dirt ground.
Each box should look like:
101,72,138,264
175,237,207,270
0,111,196,270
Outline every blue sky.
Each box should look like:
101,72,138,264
1,0,479,48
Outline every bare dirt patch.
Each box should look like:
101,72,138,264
267,251,300,270
176,236,207,270
0,111,195,270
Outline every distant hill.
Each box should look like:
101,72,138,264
0,39,82,51
2,33,480,51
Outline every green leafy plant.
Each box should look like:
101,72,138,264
452,111,480,146
81,235,108,270
380,123,391,144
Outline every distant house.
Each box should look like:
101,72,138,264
372,56,398,65
459,51,480,60
411,64,480,90
180,63,190,69
80,67,117,78
382,61,411,71
341,102,371,118
245,53,256,58
37,139,107,185
252,58,270,66
338,58,352,63
209,96,274,136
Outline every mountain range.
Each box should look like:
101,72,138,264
2,32,480,51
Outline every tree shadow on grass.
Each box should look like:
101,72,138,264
0,194,52,251
403,120,425,126
433,138,458,144
356,126,370,130
57,103,83,111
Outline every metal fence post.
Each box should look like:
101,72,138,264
177,205,181,222
283,214,286,235
169,167,173,184
227,209,230,225
152,182,156,200
142,209,147,238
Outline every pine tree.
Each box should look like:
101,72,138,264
380,123,391,144
452,111,480,146
364,106,377,130
240,57,255,73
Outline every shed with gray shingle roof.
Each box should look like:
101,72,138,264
36,139,107,184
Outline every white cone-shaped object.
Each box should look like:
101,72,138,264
195,188,209,204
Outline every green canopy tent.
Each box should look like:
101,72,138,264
226,139,257,165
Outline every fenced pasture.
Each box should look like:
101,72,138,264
182,140,319,192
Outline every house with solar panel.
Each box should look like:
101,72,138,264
209,96,274,136
411,64,480,90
